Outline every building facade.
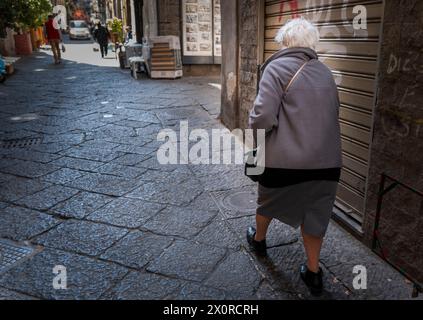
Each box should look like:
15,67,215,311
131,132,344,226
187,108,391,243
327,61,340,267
127,0,221,75
0,28,16,56
220,0,423,284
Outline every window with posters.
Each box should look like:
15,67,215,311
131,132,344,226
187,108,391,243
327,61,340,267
182,0,221,64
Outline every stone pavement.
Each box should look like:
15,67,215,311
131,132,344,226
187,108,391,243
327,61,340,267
0,40,418,300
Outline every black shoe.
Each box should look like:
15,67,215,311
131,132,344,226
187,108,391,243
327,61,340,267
300,264,323,296
246,227,267,257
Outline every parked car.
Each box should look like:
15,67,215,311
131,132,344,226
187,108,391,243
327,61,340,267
68,20,91,40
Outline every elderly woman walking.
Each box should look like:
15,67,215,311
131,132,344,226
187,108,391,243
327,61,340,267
247,18,342,296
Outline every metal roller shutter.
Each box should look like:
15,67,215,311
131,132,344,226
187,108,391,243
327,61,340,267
264,0,384,223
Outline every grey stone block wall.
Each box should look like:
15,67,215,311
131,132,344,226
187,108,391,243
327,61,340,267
157,0,181,37
220,0,239,129
363,0,423,284
220,0,260,130
220,0,262,130
238,0,260,129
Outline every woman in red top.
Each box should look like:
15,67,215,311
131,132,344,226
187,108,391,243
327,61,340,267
44,15,62,64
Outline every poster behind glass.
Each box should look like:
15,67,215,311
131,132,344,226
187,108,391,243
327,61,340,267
183,0,213,57
213,0,221,57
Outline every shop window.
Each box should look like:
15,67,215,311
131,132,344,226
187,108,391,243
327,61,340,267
182,0,221,64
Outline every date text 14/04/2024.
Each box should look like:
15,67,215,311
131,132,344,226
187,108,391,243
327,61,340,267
163,304,260,317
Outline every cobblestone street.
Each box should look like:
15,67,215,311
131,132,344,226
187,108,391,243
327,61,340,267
0,39,418,300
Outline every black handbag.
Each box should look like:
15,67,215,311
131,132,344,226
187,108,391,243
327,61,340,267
244,148,261,182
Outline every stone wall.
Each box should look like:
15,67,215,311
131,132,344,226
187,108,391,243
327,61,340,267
219,0,260,130
220,0,239,129
363,0,423,283
143,0,158,39
157,0,181,37
238,0,260,129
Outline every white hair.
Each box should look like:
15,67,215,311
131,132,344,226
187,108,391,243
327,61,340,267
275,18,320,50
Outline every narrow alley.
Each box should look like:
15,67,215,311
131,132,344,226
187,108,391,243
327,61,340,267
0,38,417,300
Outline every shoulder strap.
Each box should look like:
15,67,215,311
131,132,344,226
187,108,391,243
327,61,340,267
284,60,309,92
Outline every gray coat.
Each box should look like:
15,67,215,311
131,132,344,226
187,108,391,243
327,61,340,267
249,47,343,170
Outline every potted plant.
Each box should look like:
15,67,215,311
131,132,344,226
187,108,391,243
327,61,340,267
12,0,51,55
29,0,52,50
110,18,123,43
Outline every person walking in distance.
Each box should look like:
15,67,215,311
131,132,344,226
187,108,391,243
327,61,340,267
93,22,110,58
44,15,62,64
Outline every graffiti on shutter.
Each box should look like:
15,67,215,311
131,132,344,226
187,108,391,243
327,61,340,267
264,0,384,223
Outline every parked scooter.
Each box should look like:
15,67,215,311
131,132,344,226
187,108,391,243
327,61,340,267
0,56,7,83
